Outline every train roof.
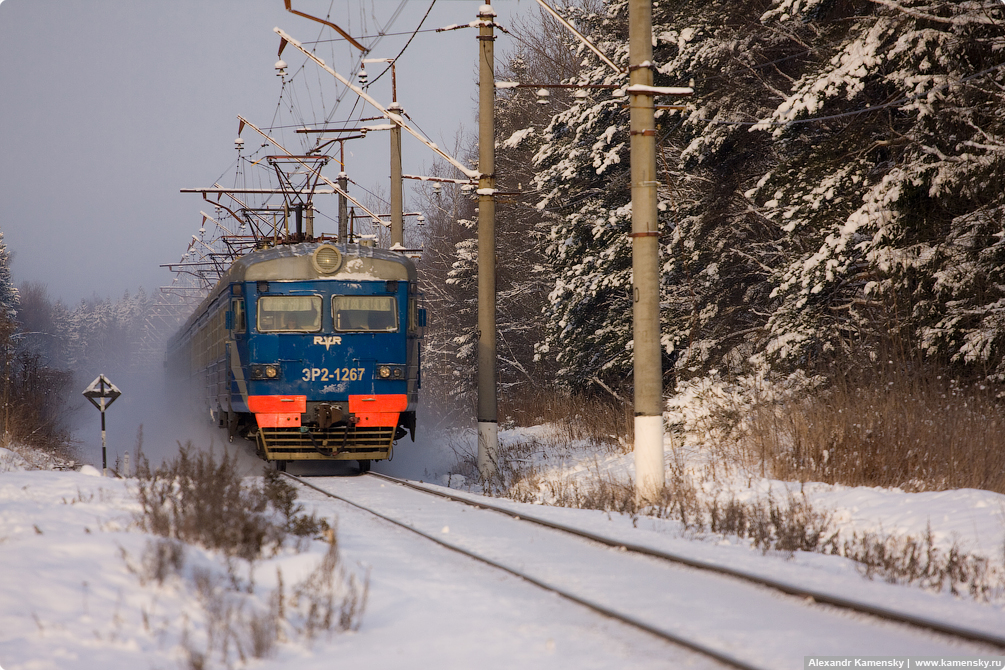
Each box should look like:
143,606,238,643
170,242,417,342
225,242,415,284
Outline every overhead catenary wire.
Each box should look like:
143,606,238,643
178,0,481,282
304,26,441,44
369,0,438,88
276,26,478,180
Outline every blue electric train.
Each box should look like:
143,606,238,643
166,241,423,471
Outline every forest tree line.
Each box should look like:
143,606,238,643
0,232,156,455
414,0,1005,422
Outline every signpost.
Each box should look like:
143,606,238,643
82,375,121,476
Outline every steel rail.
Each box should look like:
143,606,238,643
283,472,763,670
364,471,1005,650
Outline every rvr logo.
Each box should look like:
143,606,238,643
313,336,343,350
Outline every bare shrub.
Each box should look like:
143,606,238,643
246,607,279,659
142,538,185,585
502,455,836,555
128,443,367,663
0,436,77,471
837,526,1001,600
133,443,330,560
290,530,369,638
493,453,1005,599
0,318,75,458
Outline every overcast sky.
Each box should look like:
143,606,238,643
0,0,534,307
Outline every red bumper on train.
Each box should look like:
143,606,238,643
248,394,407,429
349,394,408,427
248,395,306,428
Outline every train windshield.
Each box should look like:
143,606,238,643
257,295,322,332
333,295,398,332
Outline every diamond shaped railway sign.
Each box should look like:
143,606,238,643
82,374,121,475
82,374,121,410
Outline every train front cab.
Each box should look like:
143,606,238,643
226,248,422,469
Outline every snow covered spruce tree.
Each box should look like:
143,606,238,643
529,0,806,391
747,0,1005,379
64,288,154,373
424,0,1005,419
0,231,19,322
414,162,481,420
530,0,1005,391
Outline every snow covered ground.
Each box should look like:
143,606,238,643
426,426,1005,573
1,422,1004,669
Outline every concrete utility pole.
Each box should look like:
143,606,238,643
366,57,404,248
476,2,499,481
628,0,666,500
338,139,348,242
390,100,404,247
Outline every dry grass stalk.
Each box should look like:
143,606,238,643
499,387,633,452
743,363,1005,493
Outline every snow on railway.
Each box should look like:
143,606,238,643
0,457,715,669
2,431,1005,669
294,474,1003,667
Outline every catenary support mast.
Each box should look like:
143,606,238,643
476,2,499,481
390,100,404,247
629,0,666,500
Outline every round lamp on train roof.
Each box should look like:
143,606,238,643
312,244,343,274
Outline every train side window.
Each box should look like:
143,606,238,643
257,295,322,332
333,295,398,332
232,299,246,333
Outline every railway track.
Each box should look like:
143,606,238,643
365,472,1005,649
284,471,1005,670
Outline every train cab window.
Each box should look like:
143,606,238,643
257,295,322,332
333,296,398,332
232,299,246,334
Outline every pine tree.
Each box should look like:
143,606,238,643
0,231,19,321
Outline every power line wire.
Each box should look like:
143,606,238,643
371,0,438,87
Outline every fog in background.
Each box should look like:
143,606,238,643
0,0,536,466
74,359,461,476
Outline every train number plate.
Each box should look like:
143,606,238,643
302,367,366,382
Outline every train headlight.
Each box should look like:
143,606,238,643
375,364,405,380
312,244,343,274
250,364,282,380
